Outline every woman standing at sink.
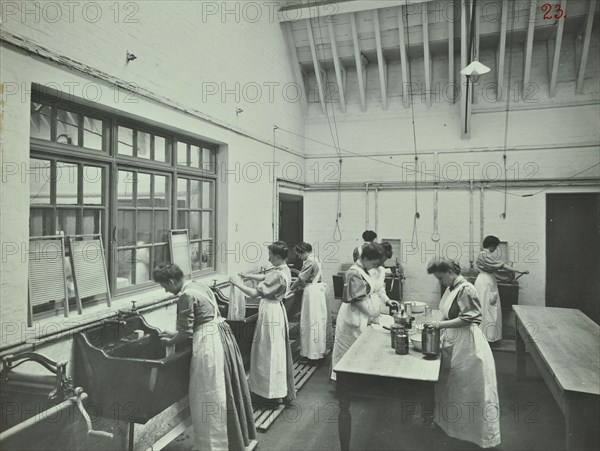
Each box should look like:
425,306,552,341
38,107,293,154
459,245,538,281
153,263,256,451
289,242,328,362
229,241,296,408
475,235,529,343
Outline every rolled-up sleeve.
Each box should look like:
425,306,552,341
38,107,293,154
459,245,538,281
476,252,504,273
176,294,195,335
455,285,482,324
256,272,286,299
290,260,316,291
343,272,370,304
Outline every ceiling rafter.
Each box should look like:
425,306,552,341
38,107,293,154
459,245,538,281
306,18,327,113
549,0,567,97
328,20,347,113
350,12,368,112
576,0,596,94
373,9,388,110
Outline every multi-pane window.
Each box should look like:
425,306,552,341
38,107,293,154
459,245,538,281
176,177,215,271
29,157,106,237
30,102,105,151
118,125,168,163
115,170,171,288
28,93,218,310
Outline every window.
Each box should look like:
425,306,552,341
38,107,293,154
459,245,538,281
115,169,171,288
29,92,218,317
176,177,215,271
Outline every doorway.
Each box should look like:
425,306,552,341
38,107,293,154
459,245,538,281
279,193,304,272
546,193,600,324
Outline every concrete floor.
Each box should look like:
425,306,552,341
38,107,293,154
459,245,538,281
165,348,566,451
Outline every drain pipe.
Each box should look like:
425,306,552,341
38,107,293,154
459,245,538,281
365,183,370,229
374,186,379,233
480,186,485,247
469,180,475,271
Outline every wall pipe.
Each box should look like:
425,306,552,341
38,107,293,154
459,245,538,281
365,183,370,229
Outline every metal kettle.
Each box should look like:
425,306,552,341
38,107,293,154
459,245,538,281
422,325,441,357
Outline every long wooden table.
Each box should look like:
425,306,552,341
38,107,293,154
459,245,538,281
333,325,441,451
514,305,600,450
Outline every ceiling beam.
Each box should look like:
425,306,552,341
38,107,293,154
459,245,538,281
350,12,367,112
448,1,455,104
549,0,567,97
497,0,508,98
282,22,308,113
523,0,537,94
327,21,347,113
398,5,410,107
423,4,431,107
278,0,431,23
373,9,388,110
461,0,471,139
306,19,327,113
576,0,596,94
472,0,481,104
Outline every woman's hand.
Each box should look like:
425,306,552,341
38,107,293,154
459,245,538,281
229,274,242,286
520,270,529,275
423,322,442,330
159,331,176,346
387,300,399,309
370,314,381,325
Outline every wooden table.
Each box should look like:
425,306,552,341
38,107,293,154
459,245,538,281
333,324,441,451
514,305,600,450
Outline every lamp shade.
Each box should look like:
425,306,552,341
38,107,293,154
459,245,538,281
460,60,491,76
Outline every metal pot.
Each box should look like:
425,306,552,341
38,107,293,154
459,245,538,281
422,325,441,357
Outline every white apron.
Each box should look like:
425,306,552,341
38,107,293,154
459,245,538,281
475,272,502,342
186,283,229,451
369,266,388,314
330,264,372,381
436,279,501,449
300,259,328,359
249,270,291,399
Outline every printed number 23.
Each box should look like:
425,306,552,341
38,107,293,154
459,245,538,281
541,3,565,20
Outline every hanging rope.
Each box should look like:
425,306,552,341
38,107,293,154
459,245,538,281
309,4,344,241
403,1,420,250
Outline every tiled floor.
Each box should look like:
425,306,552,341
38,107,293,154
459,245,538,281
165,348,566,450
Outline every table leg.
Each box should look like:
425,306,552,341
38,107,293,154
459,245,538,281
565,393,599,450
515,319,526,381
422,384,435,426
338,396,351,451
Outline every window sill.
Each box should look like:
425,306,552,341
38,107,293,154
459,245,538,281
4,273,233,351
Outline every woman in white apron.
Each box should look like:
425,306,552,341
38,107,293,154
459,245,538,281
153,263,256,451
289,242,328,361
475,235,529,342
331,243,383,381
425,258,501,449
368,242,399,314
229,241,296,407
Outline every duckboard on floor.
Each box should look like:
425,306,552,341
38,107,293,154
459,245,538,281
253,352,330,432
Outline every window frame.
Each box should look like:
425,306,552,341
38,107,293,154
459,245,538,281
29,92,219,309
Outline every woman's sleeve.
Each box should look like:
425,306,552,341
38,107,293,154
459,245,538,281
344,272,369,304
374,270,390,302
455,285,483,324
176,294,195,335
476,252,504,272
257,272,286,298
290,260,315,291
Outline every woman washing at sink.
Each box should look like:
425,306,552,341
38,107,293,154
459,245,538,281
331,243,383,382
288,242,328,363
424,258,500,449
153,263,256,451
475,235,529,343
229,241,296,409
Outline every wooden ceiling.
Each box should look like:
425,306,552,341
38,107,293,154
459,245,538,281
279,0,598,137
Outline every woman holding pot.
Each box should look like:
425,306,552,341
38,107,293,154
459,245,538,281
425,258,500,449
